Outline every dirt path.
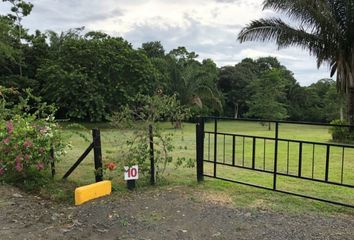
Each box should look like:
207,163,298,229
1,184,354,240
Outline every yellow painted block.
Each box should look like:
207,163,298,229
75,180,112,205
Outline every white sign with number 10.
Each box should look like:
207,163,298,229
124,165,139,180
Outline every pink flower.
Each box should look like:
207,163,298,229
24,154,30,161
15,154,23,162
6,121,14,135
36,162,44,171
2,137,10,145
0,167,4,175
15,162,23,172
23,139,32,148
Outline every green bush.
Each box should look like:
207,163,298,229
329,119,354,143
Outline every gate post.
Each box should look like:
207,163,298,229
196,117,205,182
273,122,279,190
92,129,103,182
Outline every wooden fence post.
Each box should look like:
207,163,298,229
92,129,103,182
50,147,55,178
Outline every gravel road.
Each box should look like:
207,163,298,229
1,184,354,240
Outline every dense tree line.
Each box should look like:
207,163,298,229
0,1,346,123
218,57,345,122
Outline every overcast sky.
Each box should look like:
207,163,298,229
1,0,332,86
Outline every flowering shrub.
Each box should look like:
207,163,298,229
0,115,66,182
0,86,67,185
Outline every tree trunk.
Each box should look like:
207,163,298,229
348,88,354,126
340,106,344,121
18,18,23,77
268,122,271,131
174,120,182,129
234,103,239,119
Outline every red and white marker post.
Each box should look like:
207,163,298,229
124,165,139,190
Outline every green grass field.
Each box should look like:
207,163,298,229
55,121,354,215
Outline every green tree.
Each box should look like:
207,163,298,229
286,83,308,121
0,0,37,92
141,41,165,58
246,69,288,129
22,30,49,84
305,79,345,122
0,16,17,66
238,0,354,124
140,41,171,91
168,46,199,67
218,57,297,119
218,59,258,118
3,0,33,76
171,56,222,114
37,30,158,121
143,46,222,116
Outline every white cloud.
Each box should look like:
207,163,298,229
0,0,332,85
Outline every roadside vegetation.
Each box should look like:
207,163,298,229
1,0,354,217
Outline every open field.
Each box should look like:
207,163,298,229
55,121,354,214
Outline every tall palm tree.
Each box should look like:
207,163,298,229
166,56,222,113
178,61,222,111
238,0,354,124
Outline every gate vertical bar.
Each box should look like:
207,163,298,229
298,142,303,177
312,145,315,178
252,137,256,169
273,122,279,190
196,117,205,182
149,124,155,185
213,118,218,178
263,139,266,170
232,136,236,166
92,129,103,182
341,147,345,184
325,145,330,182
242,137,245,166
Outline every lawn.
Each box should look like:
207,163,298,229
54,120,354,215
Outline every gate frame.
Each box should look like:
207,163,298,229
196,116,354,208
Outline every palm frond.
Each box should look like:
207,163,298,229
263,0,335,31
238,0,354,92
238,18,322,53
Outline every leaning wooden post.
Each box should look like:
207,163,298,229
149,124,155,185
92,129,103,182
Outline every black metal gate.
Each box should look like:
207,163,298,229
196,117,354,208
